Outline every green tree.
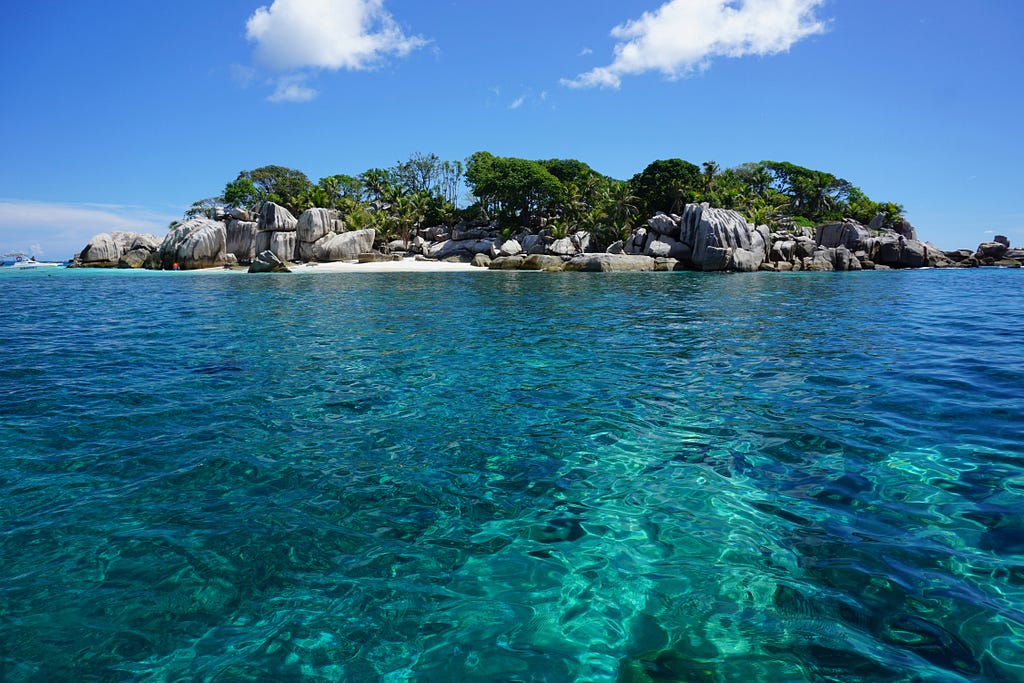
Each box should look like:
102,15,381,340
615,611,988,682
224,165,312,215
628,159,702,218
465,151,563,226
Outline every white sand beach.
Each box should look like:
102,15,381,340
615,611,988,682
288,257,484,273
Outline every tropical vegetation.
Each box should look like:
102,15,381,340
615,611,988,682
186,152,905,250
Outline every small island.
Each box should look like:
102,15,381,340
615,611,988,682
71,153,1021,273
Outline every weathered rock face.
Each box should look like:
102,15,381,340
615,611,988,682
678,203,769,271
564,254,657,272
547,237,577,257
647,213,681,239
994,235,1010,248
893,218,918,241
312,229,376,262
258,202,298,232
117,248,150,269
815,221,873,252
226,220,259,263
427,238,499,261
977,241,1009,259
520,254,566,271
270,232,296,263
297,208,343,245
159,217,227,270
77,231,161,268
499,239,522,257
248,250,290,273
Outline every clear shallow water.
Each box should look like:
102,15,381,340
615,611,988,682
1,267,1023,682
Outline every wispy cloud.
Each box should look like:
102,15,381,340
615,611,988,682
268,74,318,103
563,0,828,89
509,96,525,110
0,199,176,259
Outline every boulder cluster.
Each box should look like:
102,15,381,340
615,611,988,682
72,202,1022,273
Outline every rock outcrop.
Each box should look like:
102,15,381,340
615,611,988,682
226,220,259,263
296,208,345,261
75,231,161,268
312,229,376,262
248,250,290,273
159,217,227,270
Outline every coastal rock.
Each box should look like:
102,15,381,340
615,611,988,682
644,234,690,260
564,254,656,272
521,254,566,271
701,246,731,271
893,218,918,241
521,234,549,255
547,237,578,257
297,208,343,246
159,217,227,270
944,249,974,262
571,231,591,254
117,248,150,269
258,202,298,232
654,257,683,271
995,235,1010,248
815,221,873,251
313,229,376,262
427,238,500,261
647,212,680,238
793,237,817,259
248,250,290,273
730,248,761,272
976,241,1009,259
270,232,296,262
488,255,526,270
228,207,252,221
770,240,795,262
606,240,624,254
499,239,522,257
678,204,769,271
875,235,902,267
470,253,492,268
226,220,259,263
77,231,161,267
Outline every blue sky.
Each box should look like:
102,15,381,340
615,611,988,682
2,0,1021,258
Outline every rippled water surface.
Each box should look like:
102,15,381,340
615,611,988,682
1,267,1023,682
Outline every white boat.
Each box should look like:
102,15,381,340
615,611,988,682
1,253,64,269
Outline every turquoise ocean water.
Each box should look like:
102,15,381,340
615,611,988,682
1,266,1022,682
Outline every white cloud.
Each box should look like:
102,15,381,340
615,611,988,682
509,96,525,110
268,75,319,103
0,200,176,260
563,0,828,89
246,0,426,72
578,47,594,57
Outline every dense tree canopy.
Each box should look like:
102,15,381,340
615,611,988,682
192,152,906,249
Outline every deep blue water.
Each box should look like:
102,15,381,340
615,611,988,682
1,266,1023,682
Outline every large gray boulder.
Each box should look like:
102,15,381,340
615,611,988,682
565,254,657,272
499,239,522,257
226,220,259,263
270,232,296,262
297,208,343,245
159,217,227,270
815,221,873,251
977,241,1009,259
258,202,298,232
547,237,578,257
427,238,499,261
312,229,376,262
77,231,161,267
647,212,680,238
248,250,290,273
893,218,918,241
677,203,769,271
